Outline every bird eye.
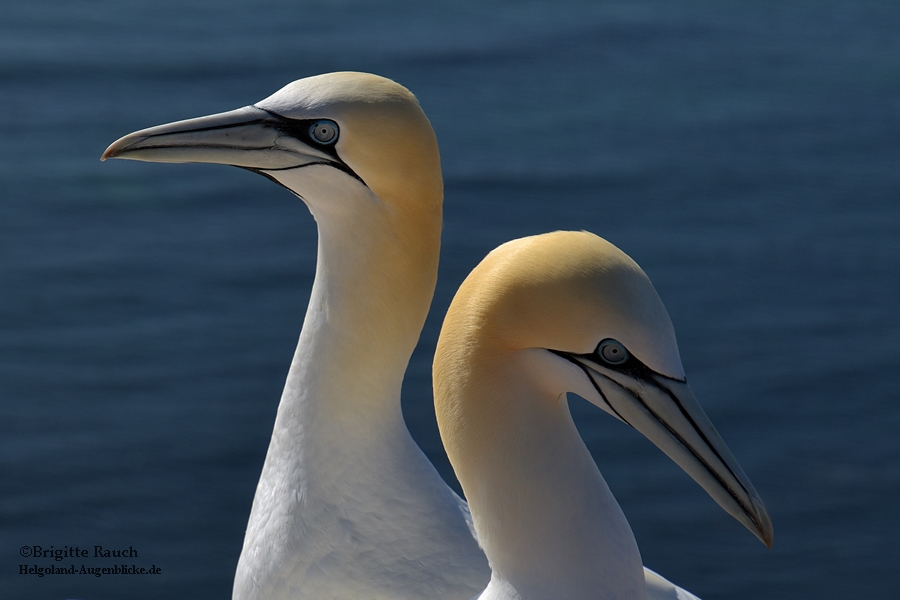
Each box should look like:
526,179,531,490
597,339,629,365
309,120,338,144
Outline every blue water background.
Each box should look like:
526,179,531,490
2,1,898,598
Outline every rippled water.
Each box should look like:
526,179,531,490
2,1,898,598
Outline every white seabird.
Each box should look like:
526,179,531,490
103,72,486,600
102,72,733,599
434,231,773,600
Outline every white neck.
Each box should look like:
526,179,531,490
234,165,491,600
269,174,441,485
442,351,648,600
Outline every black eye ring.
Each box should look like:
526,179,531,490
597,339,629,365
309,120,338,145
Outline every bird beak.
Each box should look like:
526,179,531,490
571,356,774,548
101,105,335,170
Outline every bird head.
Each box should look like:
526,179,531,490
437,231,773,547
102,72,442,220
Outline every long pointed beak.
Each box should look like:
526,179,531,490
574,356,774,547
101,106,334,170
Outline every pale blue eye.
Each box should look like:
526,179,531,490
310,120,338,144
598,339,629,365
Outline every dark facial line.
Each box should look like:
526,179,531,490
254,108,343,161
548,349,632,425
253,108,366,184
578,346,685,384
250,160,365,184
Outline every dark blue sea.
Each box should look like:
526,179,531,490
2,1,898,598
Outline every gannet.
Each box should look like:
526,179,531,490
103,72,488,600
434,231,773,600
101,73,723,600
